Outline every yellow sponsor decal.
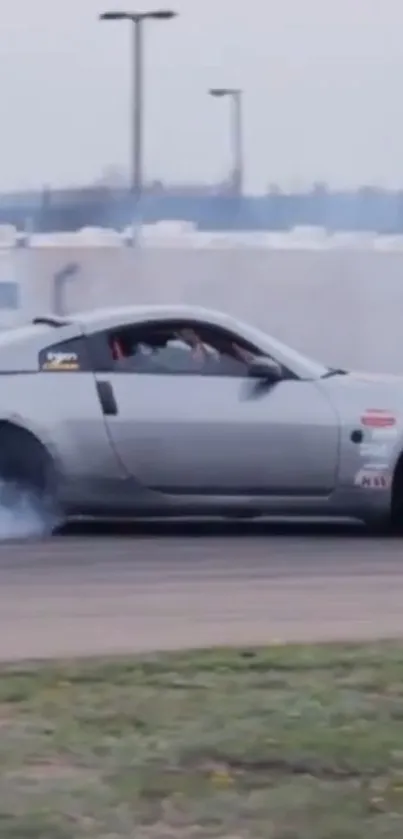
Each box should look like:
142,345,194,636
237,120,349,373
43,361,79,370
42,351,79,371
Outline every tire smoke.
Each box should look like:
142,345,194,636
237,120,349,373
0,483,59,540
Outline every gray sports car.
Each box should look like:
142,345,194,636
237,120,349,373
0,302,402,532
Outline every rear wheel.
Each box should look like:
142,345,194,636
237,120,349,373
0,423,61,537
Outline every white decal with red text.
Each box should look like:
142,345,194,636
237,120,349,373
354,468,391,489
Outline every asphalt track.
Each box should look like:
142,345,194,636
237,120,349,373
0,518,403,661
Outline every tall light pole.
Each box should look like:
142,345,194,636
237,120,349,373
99,10,177,201
209,88,244,196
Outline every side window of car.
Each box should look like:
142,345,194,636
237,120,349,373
194,324,295,379
98,320,263,377
103,323,197,374
193,323,260,376
38,337,92,372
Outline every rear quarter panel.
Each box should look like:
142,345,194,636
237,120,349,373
0,321,122,482
0,372,123,482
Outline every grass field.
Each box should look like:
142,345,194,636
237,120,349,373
2,644,403,837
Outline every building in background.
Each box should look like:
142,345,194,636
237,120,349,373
0,181,403,234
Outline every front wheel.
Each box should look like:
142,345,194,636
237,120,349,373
363,505,403,535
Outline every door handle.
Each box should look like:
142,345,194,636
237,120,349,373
96,380,118,416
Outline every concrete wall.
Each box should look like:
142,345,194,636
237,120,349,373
13,246,403,373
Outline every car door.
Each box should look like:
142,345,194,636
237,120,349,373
90,319,340,496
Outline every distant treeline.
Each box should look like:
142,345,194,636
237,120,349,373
2,184,403,232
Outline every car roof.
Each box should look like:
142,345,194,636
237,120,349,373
25,304,329,380
69,304,234,332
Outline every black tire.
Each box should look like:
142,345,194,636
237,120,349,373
364,505,403,535
389,492,403,533
363,518,395,536
0,423,61,537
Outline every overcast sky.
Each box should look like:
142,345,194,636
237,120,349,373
1,0,402,191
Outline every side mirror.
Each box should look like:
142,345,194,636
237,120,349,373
247,357,283,382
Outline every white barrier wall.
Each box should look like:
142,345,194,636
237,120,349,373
7,246,403,372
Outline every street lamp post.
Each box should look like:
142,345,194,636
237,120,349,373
99,10,177,202
209,88,244,196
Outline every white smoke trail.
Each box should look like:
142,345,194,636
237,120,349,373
0,483,59,540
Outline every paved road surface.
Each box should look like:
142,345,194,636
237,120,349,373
0,521,403,661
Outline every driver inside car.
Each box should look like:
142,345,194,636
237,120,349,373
110,327,256,374
180,329,253,373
